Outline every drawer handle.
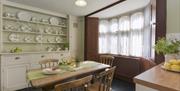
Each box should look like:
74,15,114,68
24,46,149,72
15,57,20,60
60,54,64,56
41,55,45,58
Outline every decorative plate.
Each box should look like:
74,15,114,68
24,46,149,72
49,17,59,25
42,68,61,75
21,25,32,32
55,37,62,43
9,33,20,42
56,47,62,51
41,19,49,24
47,47,53,52
31,17,39,22
24,36,32,42
35,35,43,43
45,27,52,34
47,38,53,43
38,28,44,33
17,12,31,21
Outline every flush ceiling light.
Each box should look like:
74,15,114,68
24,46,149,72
75,0,87,7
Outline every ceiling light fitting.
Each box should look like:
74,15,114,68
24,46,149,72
75,0,87,7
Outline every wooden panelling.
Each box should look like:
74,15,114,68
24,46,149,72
84,17,99,61
155,0,167,64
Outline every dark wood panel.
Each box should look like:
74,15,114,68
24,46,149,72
84,17,99,61
155,0,167,64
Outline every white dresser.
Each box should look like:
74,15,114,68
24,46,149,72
0,52,69,91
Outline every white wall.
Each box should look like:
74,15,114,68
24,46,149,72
167,0,180,33
69,16,84,60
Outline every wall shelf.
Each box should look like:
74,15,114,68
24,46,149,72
1,5,69,53
3,41,67,44
3,30,67,36
3,17,67,28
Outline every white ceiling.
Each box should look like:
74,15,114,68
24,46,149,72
91,0,150,18
7,0,119,16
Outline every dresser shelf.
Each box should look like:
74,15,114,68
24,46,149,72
3,17,67,28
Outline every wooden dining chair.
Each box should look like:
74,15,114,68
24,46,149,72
39,59,59,69
55,75,93,91
89,66,116,91
99,55,114,67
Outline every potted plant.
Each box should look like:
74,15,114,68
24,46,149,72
154,38,180,61
64,43,69,51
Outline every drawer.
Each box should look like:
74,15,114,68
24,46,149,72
1,55,29,66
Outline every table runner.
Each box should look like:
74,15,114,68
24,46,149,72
27,61,102,81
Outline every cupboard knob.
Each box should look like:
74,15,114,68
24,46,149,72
41,55,45,58
15,57,20,60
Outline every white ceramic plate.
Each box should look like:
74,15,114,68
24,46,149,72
24,36,32,42
49,17,59,25
42,68,61,75
21,25,32,32
55,37,62,43
47,38,53,43
9,33,20,42
38,27,44,33
17,12,31,21
36,35,43,43
161,65,180,73
45,27,52,34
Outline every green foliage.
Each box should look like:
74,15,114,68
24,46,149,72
64,43,69,49
154,38,180,55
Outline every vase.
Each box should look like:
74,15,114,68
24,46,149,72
165,54,180,62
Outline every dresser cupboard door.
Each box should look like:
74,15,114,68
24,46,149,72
3,65,29,91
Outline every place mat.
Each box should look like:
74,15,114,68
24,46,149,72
27,61,100,81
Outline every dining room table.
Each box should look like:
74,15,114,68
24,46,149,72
27,60,110,91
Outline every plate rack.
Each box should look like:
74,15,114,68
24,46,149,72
0,3,69,54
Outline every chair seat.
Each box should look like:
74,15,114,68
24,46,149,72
88,82,112,91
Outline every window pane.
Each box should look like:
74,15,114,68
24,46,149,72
119,16,130,31
110,19,118,33
110,35,118,54
131,12,144,30
99,20,109,33
99,35,108,53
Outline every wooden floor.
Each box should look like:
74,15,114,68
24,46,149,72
18,78,135,91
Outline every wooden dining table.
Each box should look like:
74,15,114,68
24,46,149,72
27,61,110,90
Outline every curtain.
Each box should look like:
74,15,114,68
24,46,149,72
99,11,153,58
130,12,144,56
118,16,130,55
